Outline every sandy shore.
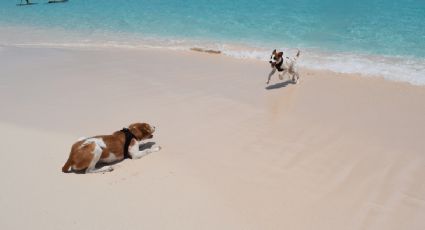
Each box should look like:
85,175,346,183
1,45,424,230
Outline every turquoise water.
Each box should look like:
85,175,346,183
1,0,425,84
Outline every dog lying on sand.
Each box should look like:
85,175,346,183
62,122,161,173
267,49,301,84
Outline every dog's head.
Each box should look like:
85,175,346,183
128,123,156,141
269,49,283,68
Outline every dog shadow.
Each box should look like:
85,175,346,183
139,141,156,151
265,80,295,90
70,141,157,174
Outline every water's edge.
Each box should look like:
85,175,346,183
1,25,424,86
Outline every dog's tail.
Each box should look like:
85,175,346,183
62,156,73,173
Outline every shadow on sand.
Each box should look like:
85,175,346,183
139,141,156,151
265,80,295,90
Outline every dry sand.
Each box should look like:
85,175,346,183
0,45,424,230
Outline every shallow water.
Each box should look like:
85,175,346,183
1,0,425,84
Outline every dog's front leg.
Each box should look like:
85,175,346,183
128,139,161,159
267,68,276,84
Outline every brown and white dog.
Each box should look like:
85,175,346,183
62,123,161,173
267,49,301,84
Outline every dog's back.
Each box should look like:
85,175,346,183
287,50,301,73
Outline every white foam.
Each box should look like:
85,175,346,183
298,51,425,85
218,46,425,86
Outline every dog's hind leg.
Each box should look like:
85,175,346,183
85,141,113,173
279,69,288,81
293,71,300,84
288,73,294,82
86,165,114,173
62,156,73,173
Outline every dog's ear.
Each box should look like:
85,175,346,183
278,52,283,57
272,49,276,54
128,123,143,140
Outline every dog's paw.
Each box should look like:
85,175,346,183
98,166,114,174
153,146,162,152
102,166,114,173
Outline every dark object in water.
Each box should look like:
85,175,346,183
48,0,68,3
17,0,37,5
190,47,221,54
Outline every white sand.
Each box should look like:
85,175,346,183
1,46,425,229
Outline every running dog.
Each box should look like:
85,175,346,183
62,122,161,173
267,49,301,84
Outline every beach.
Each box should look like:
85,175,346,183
1,45,424,229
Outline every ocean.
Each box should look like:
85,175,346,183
1,0,424,84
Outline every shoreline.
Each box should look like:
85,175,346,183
1,43,425,88
1,25,424,85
